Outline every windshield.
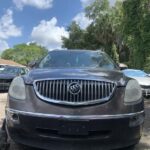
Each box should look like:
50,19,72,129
123,70,147,77
38,51,117,70
1,67,19,75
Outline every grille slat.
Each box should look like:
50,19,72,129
66,80,69,101
56,80,58,100
34,79,116,106
63,80,65,101
94,81,97,100
101,82,104,99
0,79,12,91
39,82,42,94
83,80,86,101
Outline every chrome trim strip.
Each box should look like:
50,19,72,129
33,77,117,84
6,109,144,120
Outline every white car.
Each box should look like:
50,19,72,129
123,69,150,98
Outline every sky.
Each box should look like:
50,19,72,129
0,0,116,52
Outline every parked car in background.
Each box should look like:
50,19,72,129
123,69,150,98
1,50,144,150
0,65,7,73
0,66,28,92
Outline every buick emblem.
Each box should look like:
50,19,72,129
68,82,81,95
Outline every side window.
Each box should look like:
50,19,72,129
25,68,29,73
20,68,26,75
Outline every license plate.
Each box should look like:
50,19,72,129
58,120,89,135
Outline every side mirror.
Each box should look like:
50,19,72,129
118,63,128,70
28,61,38,69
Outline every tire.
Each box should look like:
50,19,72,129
9,142,25,150
0,119,25,150
0,120,9,150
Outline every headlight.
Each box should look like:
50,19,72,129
9,77,26,100
124,80,142,103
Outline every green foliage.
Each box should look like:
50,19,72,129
122,0,150,69
62,22,86,49
111,44,119,63
62,0,150,71
144,56,150,72
85,0,113,53
62,0,120,62
1,43,48,66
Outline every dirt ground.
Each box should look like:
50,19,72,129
0,93,150,150
0,93,7,125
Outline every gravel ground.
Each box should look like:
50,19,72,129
0,93,150,150
0,93,7,124
134,100,150,150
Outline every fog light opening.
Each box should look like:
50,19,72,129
11,113,19,121
129,114,144,127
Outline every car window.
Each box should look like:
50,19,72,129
123,70,147,77
1,67,19,75
39,51,117,70
20,68,25,75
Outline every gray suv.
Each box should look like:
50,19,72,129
1,50,144,150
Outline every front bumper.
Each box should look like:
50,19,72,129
6,109,144,150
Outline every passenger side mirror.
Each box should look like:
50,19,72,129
118,63,128,70
28,61,38,69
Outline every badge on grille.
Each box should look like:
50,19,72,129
68,82,81,95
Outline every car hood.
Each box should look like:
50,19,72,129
0,73,16,79
131,77,150,86
25,68,127,86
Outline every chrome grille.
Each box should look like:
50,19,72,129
33,79,116,106
0,79,12,91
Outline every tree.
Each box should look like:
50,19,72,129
144,56,150,72
85,0,114,53
1,43,48,66
62,0,120,62
62,0,150,70
122,0,150,69
111,44,119,63
62,22,86,49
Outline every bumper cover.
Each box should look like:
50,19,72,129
6,109,144,150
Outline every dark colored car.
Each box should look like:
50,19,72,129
0,66,28,92
0,65,6,73
1,50,144,150
123,69,150,98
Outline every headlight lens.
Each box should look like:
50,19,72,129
124,80,142,103
9,77,26,100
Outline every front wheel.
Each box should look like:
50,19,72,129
0,119,25,150
0,119,9,150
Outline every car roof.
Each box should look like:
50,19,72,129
122,69,148,77
48,49,103,53
123,69,145,72
4,66,24,69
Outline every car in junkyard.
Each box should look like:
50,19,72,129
0,50,144,150
0,66,28,92
0,65,6,73
123,69,150,98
